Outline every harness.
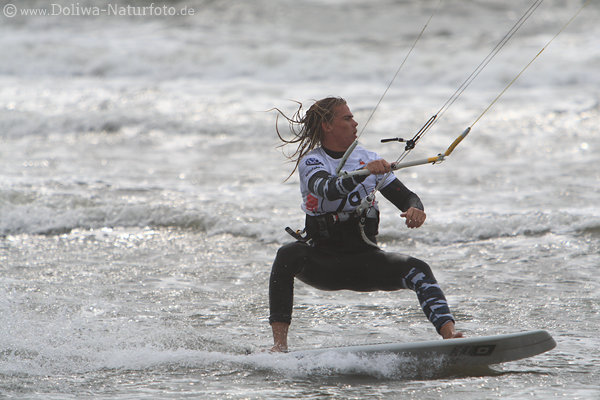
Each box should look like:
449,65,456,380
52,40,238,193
286,206,380,249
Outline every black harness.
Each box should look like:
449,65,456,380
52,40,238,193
285,210,379,250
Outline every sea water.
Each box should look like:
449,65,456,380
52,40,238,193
1,0,599,398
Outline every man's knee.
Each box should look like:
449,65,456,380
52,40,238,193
408,257,434,280
271,242,308,279
385,253,435,281
275,241,307,261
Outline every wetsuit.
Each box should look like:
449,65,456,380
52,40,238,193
269,145,456,334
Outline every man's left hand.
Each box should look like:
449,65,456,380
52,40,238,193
400,207,426,229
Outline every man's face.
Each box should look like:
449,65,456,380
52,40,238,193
321,104,358,151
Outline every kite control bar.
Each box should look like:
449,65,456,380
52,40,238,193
339,127,471,178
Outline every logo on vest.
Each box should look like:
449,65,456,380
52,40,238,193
305,194,319,212
305,158,323,166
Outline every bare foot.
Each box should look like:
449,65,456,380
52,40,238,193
440,321,465,339
269,344,288,353
270,322,290,352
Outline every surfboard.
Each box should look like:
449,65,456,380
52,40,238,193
291,330,556,367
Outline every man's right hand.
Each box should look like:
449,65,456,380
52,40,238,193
366,159,391,175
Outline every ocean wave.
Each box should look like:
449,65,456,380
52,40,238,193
575,222,600,238
379,210,599,246
3,190,596,248
0,77,277,139
0,202,216,236
1,0,597,85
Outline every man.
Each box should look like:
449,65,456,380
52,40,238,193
270,97,463,352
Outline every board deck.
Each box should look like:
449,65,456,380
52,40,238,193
291,330,556,367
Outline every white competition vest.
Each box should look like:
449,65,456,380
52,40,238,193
298,146,396,216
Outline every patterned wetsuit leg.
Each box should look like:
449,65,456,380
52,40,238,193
401,263,455,333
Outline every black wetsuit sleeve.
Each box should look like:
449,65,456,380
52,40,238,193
380,178,424,212
307,170,368,201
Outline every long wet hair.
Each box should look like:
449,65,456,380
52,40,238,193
272,97,346,180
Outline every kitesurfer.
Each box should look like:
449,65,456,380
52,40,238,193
269,97,463,352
